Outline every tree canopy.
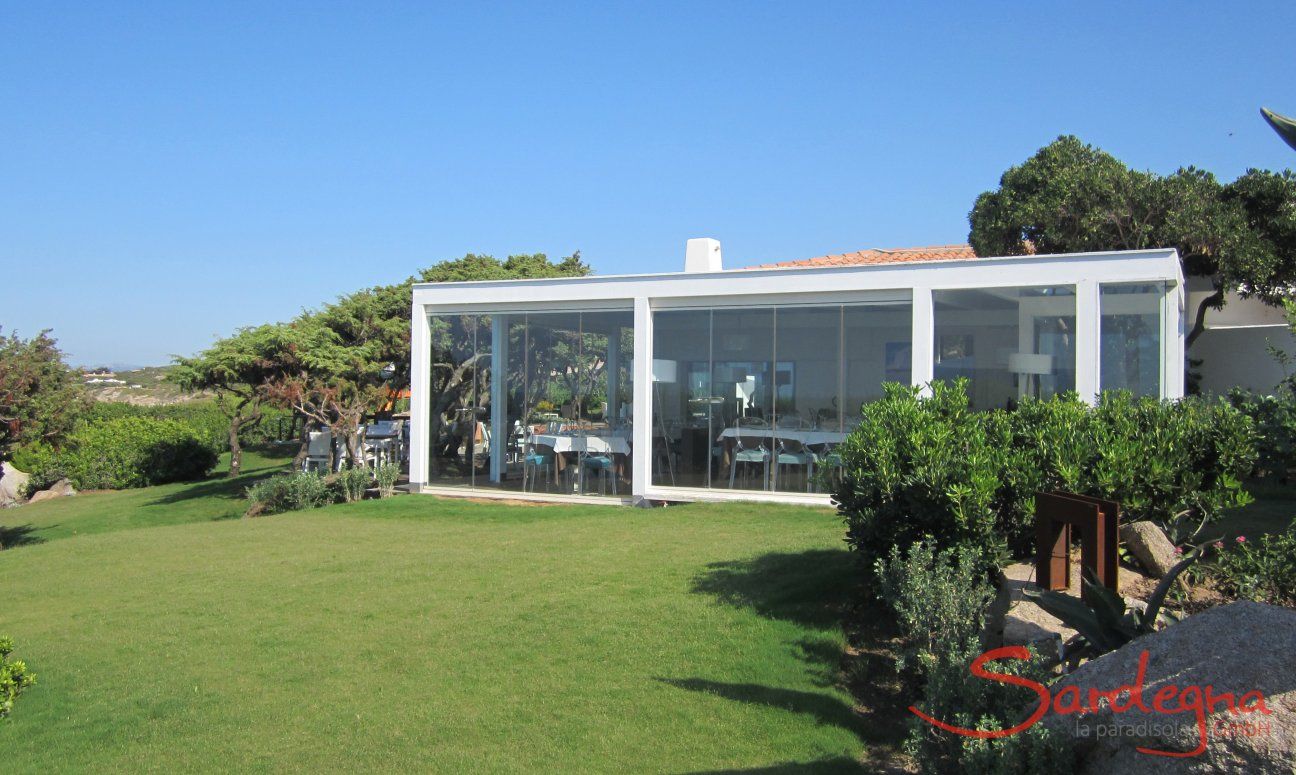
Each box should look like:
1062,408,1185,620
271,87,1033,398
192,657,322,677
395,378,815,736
170,324,296,476
0,328,89,458
969,135,1296,346
171,251,590,471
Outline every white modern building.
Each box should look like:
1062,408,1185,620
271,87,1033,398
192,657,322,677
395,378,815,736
409,241,1185,505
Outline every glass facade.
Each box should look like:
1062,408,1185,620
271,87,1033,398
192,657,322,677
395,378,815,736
426,310,633,497
651,300,912,493
1100,283,1164,397
416,269,1180,498
933,286,1077,410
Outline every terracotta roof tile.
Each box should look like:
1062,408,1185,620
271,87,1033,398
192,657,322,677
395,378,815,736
754,244,978,269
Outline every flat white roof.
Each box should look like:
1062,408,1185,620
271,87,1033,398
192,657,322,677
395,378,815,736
412,248,1184,310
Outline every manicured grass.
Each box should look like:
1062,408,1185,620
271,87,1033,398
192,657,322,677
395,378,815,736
0,448,290,547
0,472,872,771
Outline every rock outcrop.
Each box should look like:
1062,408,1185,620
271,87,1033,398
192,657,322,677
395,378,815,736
28,478,76,504
1040,601,1296,773
0,462,30,507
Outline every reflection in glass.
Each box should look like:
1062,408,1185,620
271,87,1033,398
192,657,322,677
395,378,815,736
650,298,915,493
933,287,1076,410
1101,283,1163,397
426,314,491,487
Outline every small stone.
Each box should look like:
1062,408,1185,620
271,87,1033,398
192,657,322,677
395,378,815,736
1120,520,1179,578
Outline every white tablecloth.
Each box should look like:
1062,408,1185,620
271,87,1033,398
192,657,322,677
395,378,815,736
530,433,631,456
715,427,848,447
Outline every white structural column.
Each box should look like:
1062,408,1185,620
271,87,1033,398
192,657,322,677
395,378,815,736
1075,279,1100,404
1165,281,1186,399
631,297,653,499
489,314,508,482
910,287,934,395
408,305,429,490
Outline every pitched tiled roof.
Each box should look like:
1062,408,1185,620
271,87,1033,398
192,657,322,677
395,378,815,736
755,244,978,269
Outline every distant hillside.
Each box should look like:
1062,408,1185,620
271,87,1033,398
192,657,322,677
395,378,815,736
81,365,210,406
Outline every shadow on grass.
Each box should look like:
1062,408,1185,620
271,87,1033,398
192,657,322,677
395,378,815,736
683,548,912,769
685,756,869,773
146,465,286,508
689,548,857,631
0,523,46,549
658,678,868,744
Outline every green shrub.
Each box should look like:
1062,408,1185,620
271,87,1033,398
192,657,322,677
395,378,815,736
0,636,36,720
375,463,400,498
82,401,294,453
245,471,333,516
336,465,371,503
834,380,1256,571
877,540,1070,773
1226,388,1296,480
28,416,217,490
1211,523,1296,607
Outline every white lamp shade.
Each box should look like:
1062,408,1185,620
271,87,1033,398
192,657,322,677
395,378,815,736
652,359,677,383
1008,352,1053,376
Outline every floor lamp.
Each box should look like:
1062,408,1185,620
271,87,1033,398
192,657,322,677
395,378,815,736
1009,352,1053,400
652,359,677,486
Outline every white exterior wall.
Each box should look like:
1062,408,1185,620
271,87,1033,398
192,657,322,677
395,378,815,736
1195,326,1296,395
408,248,1186,503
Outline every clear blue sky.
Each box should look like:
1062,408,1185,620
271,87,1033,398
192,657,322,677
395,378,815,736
3,2,1294,366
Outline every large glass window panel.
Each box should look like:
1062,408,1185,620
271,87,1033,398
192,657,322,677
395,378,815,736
842,301,913,428
713,308,775,490
651,309,712,488
485,310,634,497
426,314,491,487
1101,283,1164,397
933,286,1076,410
498,315,530,492
772,307,839,492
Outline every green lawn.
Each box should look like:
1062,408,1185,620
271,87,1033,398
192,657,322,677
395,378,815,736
0,459,874,772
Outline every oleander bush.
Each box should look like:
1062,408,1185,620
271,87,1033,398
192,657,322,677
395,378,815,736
0,636,36,720
25,416,217,491
375,462,400,498
1211,523,1296,607
244,471,333,516
336,465,371,504
834,380,1256,574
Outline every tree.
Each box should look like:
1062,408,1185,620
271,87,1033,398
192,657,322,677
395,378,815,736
968,136,1296,349
0,328,89,459
170,325,293,477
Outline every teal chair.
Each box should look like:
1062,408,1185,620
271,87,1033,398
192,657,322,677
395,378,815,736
523,442,556,492
728,434,771,490
773,437,815,492
580,452,617,496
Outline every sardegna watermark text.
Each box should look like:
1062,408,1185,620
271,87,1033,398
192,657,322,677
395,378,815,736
909,646,1273,758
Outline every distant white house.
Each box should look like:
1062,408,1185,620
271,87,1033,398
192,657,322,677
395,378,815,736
408,240,1185,505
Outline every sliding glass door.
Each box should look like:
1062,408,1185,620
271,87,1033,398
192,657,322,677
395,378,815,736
651,298,912,493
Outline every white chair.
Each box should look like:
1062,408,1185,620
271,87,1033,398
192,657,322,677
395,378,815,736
304,429,333,472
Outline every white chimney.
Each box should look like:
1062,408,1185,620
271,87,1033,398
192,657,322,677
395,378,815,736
684,238,723,273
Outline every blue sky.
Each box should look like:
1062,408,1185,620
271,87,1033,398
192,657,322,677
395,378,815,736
2,2,1294,366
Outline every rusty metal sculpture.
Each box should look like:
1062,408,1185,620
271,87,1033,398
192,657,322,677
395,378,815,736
1034,491,1119,606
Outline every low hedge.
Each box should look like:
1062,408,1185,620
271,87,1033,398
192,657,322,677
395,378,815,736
25,416,217,491
833,380,1256,572
82,400,293,453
